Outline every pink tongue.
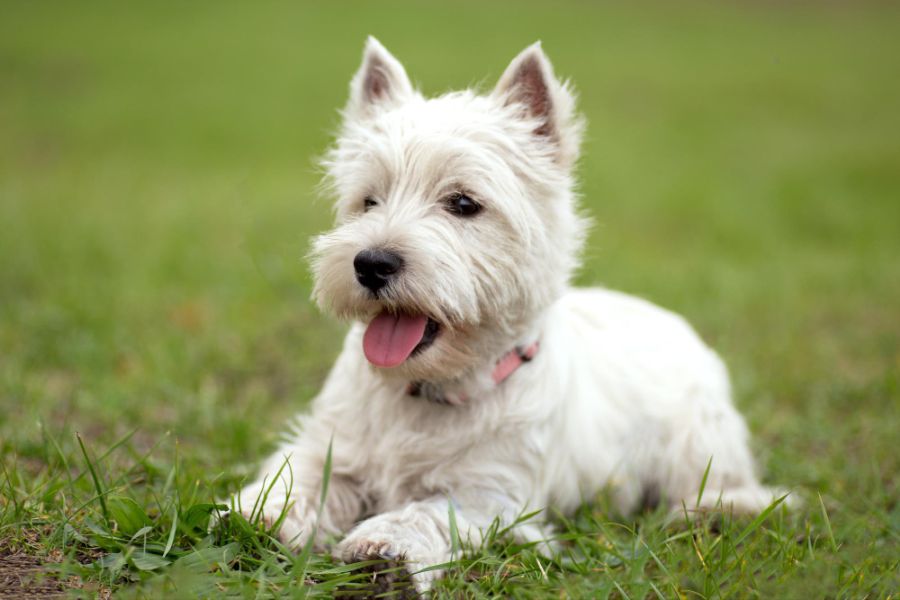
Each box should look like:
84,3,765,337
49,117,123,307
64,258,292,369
363,312,428,368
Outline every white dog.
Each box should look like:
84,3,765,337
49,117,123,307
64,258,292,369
233,37,786,592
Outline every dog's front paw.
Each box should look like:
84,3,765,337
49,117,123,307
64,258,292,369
230,481,314,550
336,514,448,595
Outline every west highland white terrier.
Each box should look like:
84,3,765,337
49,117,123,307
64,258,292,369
233,37,788,592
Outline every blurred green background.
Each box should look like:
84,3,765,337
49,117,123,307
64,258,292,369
1,0,898,596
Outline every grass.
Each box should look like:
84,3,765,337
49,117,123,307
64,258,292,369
1,0,898,597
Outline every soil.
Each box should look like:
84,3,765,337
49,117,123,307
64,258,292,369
0,549,67,599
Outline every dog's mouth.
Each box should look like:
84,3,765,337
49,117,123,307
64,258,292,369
362,311,441,368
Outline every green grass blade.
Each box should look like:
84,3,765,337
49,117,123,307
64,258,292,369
448,498,460,558
318,438,333,511
817,493,839,552
294,438,334,590
696,455,713,508
163,506,178,558
734,494,788,547
76,433,108,523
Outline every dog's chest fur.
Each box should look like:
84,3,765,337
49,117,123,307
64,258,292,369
323,333,548,511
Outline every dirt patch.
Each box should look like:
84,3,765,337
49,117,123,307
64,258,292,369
0,550,67,599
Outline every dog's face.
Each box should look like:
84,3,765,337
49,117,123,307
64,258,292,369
312,38,585,382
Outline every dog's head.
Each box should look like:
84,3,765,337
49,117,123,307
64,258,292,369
312,37,586,382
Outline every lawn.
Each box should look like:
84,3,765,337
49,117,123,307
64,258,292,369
1,1,898,597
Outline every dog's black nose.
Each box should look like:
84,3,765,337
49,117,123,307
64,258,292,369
354,249,404,293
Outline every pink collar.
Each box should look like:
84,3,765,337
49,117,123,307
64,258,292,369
407,341,540,405
490,341,540,385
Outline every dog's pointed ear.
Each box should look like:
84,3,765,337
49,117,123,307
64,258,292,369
493,42,582,167
345,36,413,119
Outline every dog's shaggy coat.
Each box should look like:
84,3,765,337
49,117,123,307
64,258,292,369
233,37,787,591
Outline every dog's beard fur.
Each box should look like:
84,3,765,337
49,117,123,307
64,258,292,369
310,40,586,382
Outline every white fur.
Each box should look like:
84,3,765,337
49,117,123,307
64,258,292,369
233,37,787,592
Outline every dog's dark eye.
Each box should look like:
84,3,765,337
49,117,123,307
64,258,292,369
445,193,481,217
363,197,378,212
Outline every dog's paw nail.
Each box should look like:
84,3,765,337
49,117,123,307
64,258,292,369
343,538,404,563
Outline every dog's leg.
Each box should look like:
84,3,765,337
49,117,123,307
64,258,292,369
655,371,797,516
335,491,532,593
232,342,373,549
234,469,361,550
690,484,795,515
223,405,363,548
